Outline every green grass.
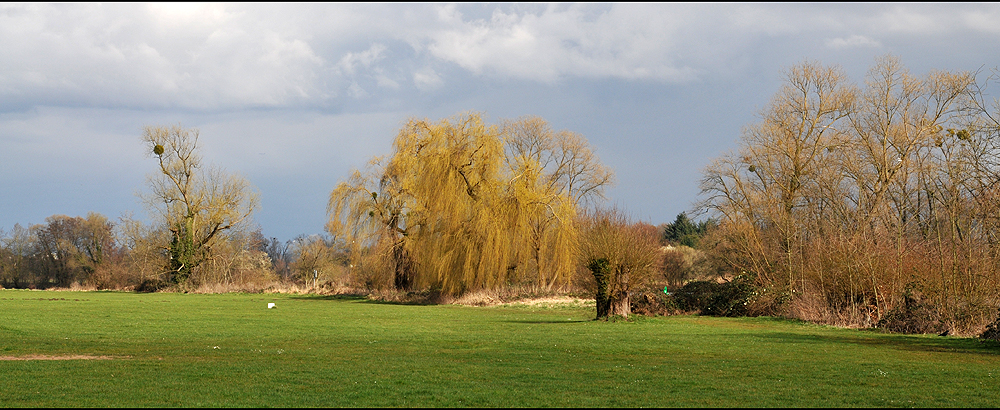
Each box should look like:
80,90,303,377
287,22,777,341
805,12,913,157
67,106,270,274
1,290,999,407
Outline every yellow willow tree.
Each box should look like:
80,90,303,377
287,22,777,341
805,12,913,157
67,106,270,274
327,112,600,295
501,116,614,288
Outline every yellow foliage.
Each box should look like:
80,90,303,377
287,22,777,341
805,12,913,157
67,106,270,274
328,112,610,296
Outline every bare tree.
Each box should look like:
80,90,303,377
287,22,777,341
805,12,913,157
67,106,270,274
0,224,33,288
115,213,170,287
501,116,614,288
141,124,259,284
699,56,1000,331
701,61,855,292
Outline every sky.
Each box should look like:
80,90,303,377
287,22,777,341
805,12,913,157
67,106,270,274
2,3,999,242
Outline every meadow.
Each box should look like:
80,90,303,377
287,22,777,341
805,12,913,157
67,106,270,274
1,289,998,407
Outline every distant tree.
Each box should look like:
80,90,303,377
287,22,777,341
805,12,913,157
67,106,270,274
115,213,171,287
25,213,116,288
261,236,292,280
0,225,33,288
140,124,259,284
0,226,21,287
661,213,715,248
287,235,348,287
32,216,79,287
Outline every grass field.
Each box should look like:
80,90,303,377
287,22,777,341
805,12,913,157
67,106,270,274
1,289,999,407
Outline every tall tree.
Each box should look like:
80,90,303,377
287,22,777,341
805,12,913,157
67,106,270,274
700,60,856,289
328,112,607,295
502,116,614,288
141,124,259,284
699,56,994,330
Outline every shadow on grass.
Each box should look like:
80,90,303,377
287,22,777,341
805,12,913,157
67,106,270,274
358,299,442,306
754,331,1000,356
503,320,591,324
287,294,367,301
286,294,442,306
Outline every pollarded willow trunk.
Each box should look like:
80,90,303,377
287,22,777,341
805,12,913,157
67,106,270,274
609,290,631,318
589,258,611,319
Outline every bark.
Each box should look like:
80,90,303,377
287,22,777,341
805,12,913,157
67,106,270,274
589,258,612,319
609,290,631,318
392,241,414,291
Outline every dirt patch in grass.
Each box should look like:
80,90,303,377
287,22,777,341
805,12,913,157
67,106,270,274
489,296,594,309
505,296,593,305
0,355,126,361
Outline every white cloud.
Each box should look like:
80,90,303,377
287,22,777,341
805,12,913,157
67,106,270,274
422,4,699,83
5,2,1000,240
376,75,400,89
960,7,1000,35
413,67,443,91
877,6,946,35
0,4,329,110
825,35,881,50
347,82,369,99
336,43,387,76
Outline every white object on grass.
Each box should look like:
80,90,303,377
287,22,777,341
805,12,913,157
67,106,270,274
268,303,276,309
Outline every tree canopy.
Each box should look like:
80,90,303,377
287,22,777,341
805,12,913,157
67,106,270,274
328,112,612,295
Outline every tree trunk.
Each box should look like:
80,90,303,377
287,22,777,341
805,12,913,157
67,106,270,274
169,217,196,284
392,240,414,291
609,290,630,318
589,258,611,319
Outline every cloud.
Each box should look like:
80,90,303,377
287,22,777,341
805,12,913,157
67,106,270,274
423,3,699,83
5,3,1000,240
336,43,387,76
825,35,881,50
959,7,1000,35
413,67,443,91
2,3,999,113
346,82,369,99
0,4,332,110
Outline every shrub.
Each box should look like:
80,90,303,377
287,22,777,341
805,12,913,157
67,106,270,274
877,286,946,334
673,281,720,313
979,309,1000,341
630,290,678,316
673,276,759,317
135,278,169,293
703,277,757,317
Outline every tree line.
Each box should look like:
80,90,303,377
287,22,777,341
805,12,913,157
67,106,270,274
0,115,670,319
699,55,1000,334
6,55,1000,330
0,125,347,293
